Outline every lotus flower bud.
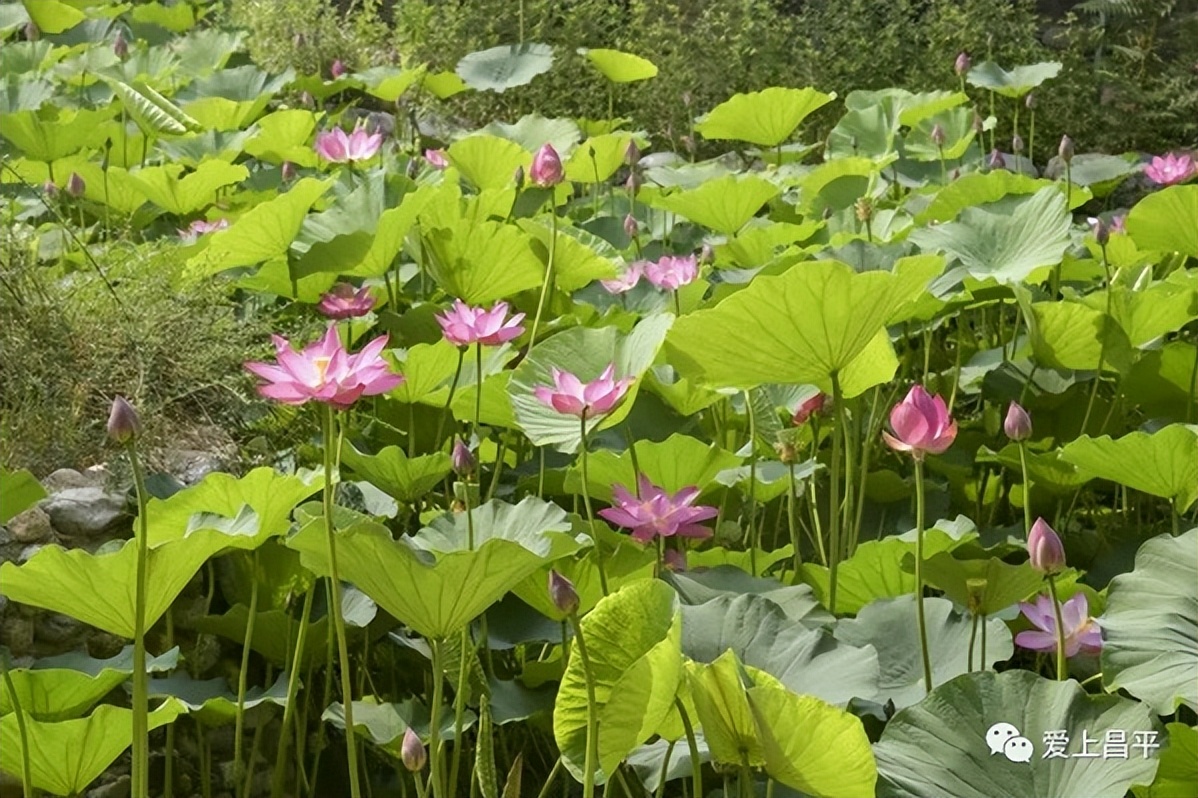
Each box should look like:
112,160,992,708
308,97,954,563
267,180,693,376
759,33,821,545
1088,216,1110,246
114,30,129,60
624,171,640,196
24,21,39,41
529,143,564,187
1025,93,1036,110
452,437,475,477
330,59,346,79
972,109,984,135
699,243,714,265
931,123,947,147
624,140,641,166
513,165,525,190
66,172,86,198
1058,134,1074,164
792,392,829,426
1012,134,1024,154
1004,401,1032,442
548,570,579,616
401,727,426,772
107,396,141,444
42,179,58,197
281,161,297,182
1027,518,1066,575
954,52,971,76
987,149,1005,170
623,213,638,238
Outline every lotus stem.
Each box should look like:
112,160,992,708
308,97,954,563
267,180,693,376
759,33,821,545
1017,442,1033,539
474,341,483,438
579,412,609,595
787,460,801,578
528,201,558,352
429,639,447,798
127,439,151,798
676,697,702,798
233,550,261,796
1046,575,1068,681
745,389,759,576
655,740,676,798
828,372,844,613
272,586,316,798
914,457,933,694
321,405,362,798
1080,245,1113,434
568,612,600,798
0,659,34,798
967,611,978,672
434,348,465,448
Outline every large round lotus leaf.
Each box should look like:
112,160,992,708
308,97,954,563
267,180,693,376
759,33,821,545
1127,185,1198,258
695,86,836,148
650,173,780,235
1100,529,1198,715
966,61,1062,97
1060,426,1198,512
579,48,658,83
1133,722,1197,798
0,467,44,524
874,670,1163,798
455,43,554,93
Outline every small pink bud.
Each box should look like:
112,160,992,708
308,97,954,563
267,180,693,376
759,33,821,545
624,140,641,166
792,392,829,426
1059,134,1074,164
625,171,640,196
529,143,564,187
1025,93,1036,110
281,161,297,182
107,396,141,444
401,727,426,772
548,570,579,616
330,59,346,79
42,180,58,197
1004,401,1032,442
1088,217,1110,246
66,172,86,198
931,123,947,147
113,30,129,60
623,213,638,238
1012,134,1024,154
1027,518,1066,575
452,438,475,476
987,149,1006,170
954,52,971,76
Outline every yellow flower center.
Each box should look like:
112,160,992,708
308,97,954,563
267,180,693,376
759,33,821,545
312,356,332,385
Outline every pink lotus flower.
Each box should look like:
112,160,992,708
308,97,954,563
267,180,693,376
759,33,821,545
598,474,718,544
317,283,374,320
882,385,957,460
530,143,564,187
792,392,829,426
315,126,383,164
1144,152,1196,186
601,261,644,294
533,364,632,418
1016,593,1102,657
424,149,449,170
435,299,525,347
644,254,699,291
179,218,230,243
1027,517,1066,575
244,326,403,409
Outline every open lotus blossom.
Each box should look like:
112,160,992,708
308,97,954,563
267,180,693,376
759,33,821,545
315,125,383,164
599,474,718,544
424,149,449,169
1016,593,1103,657
792,392,829,425
882,384,957,459
244,326,403,409
1144,152,1196,186
317,283,374,320
644,254,699,291
601,261,644,294
435,299,525,347
533,364,632,418
179,218,230,242
530,142,564,187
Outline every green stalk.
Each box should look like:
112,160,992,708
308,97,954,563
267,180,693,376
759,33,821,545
1080,244,1113,433
675,697,702,798
527,202,558,352
448,627,471,793
0,659,35,798
913,458,933,694
474,342,483,437
1017,442,1033,539
654,740,676,798
579,413,609,595
568,613,600,798
321,405,362,798
745,390,759,576
429,639,447,798
967,611,978,672
1046,575,1068,681
272,587,316,798
534,759,563,798
828,372,845,614
127,441,152,798
233,550,261,796
434,348,465,448
787,460,801,578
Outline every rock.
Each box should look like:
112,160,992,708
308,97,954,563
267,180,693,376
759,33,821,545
87,631,126,659
8,506,54,543
44,487,127,538
35,612,85,645
41,467,107,493
159,448,228,486
0,526,22,565
86,774,130,798
0,615,35,657
19,543,45,563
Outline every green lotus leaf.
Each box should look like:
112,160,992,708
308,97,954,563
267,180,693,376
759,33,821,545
126,160,249,216
0,106,113,162
107,78,203,136
1101,529,1198,714
903,106,978,161
563,132,637,184
509,314,673,453
664,568,833,628
422,70,469,99
651,173,780,235
447,134,532,192
0,700,185,797
686,651,769,767
195,605,329,668
20,0,84,34
1022,296,1133,374
323,697,472,755
553,579,682,785
389,339,460,404
129,1,195,32
875,670,1162,798
666,257,940,393
358,65,428,102
834,596,1013,708
517,217,620,290
243,108,318,166
1124,342,1197,418
1084,279,1198,349
916,172,1089,223
908,187,1070,285
976,443,1095,494
1,647,179,722
512,540,656,620
747,681,877,798
149,670,289,726
921,553,1044,616
682,594,879,707
483,113,581,156
347,181,440,278
563,433,741,502
456,43,554,93
340,444,452,504
1061,426,1198,512
424,216,545,304
798,155,896,215
1133,722,1197,798
1063,153,1137,195
1127,185,1198,258
966,61,1063,98
407,497,579,555
579,48,657,83
0,467,44,524
695,87,836,147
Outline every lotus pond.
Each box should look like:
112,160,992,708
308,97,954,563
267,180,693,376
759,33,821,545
0,2,1196,798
